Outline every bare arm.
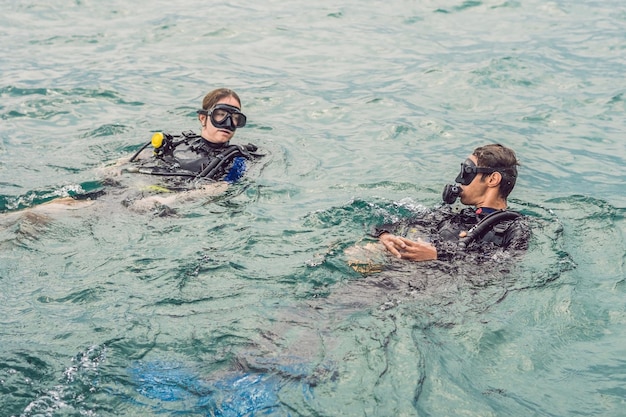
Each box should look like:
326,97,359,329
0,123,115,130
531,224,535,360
379,232,438,262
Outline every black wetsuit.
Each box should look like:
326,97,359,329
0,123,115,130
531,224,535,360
373,205,530,262
135,133,259,183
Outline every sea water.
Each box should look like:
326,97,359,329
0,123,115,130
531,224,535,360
1,0,625,416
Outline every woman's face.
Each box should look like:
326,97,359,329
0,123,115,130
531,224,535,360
199,95,242,145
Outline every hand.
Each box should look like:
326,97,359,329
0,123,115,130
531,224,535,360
379,233,437,262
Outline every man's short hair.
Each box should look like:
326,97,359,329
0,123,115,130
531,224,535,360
473,144,519,199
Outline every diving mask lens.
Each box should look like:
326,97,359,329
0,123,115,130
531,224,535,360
209,104,247,129
455,159,478,186
454,158,499,185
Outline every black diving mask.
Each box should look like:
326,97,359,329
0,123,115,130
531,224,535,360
197,104,247,131
455,158,499,186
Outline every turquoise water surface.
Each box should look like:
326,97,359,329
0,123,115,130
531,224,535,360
1,1,625,416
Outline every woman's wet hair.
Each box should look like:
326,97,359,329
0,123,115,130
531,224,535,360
202,88,241,111
473,143,519,198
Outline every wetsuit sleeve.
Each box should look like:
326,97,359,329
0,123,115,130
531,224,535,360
430,239,459,261
501,217,531,251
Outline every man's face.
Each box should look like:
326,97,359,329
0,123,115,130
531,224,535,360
459,155,489,205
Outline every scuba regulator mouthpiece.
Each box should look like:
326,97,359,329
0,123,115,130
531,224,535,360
442,184,462,204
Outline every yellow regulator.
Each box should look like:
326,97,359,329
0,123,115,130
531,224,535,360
151,132,165,149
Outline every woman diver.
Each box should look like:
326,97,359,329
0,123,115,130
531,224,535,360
110,87,262,212
0,88,261,224
129,88,258,182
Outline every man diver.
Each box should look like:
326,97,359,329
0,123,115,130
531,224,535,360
375,143,529,262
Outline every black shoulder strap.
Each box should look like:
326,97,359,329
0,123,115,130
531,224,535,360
195,143,259,179
458,210,522,249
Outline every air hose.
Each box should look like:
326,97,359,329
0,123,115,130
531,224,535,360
458,210,521,249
